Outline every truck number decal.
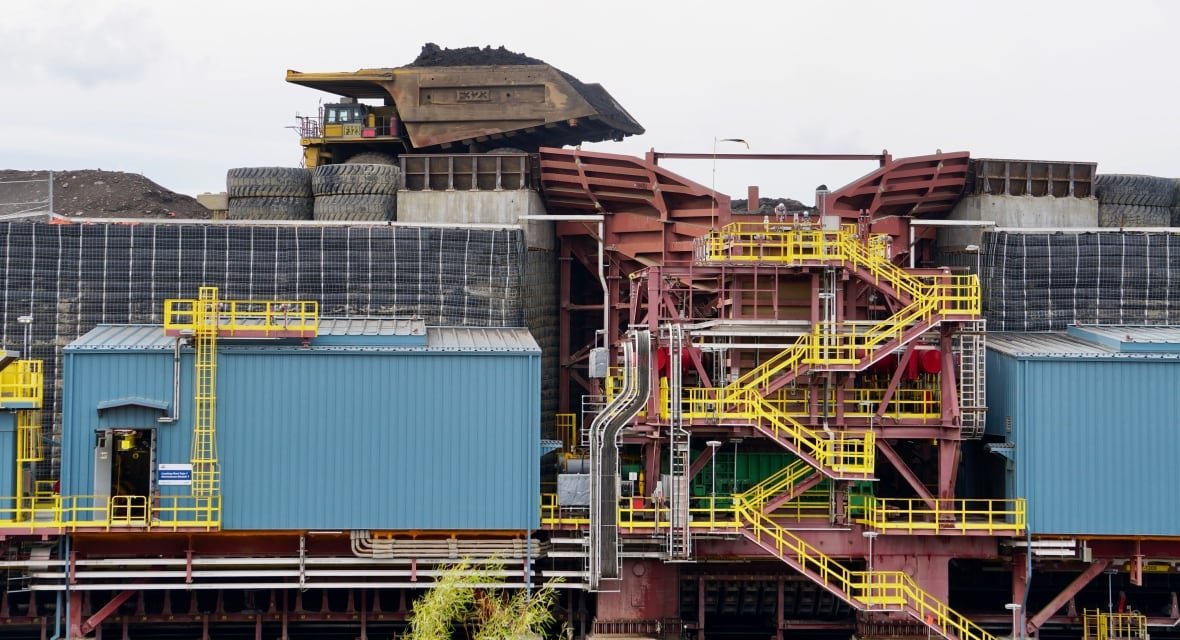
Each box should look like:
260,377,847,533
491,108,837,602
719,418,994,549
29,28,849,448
456,90,491,102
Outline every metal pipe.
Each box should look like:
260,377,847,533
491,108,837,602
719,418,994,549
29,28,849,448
994,226,1180,233
599,221,608,339
910,220,998,227
158,337,182,424
47,171,54,215
653,152,887,162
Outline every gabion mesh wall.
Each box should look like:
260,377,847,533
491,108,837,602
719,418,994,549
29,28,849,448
982,231,1180,331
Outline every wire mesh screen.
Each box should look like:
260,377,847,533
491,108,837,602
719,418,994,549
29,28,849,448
982,231,1180,331
0,222,539,477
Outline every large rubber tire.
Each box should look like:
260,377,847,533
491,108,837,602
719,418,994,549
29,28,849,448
227,196,313,220
1094,174,1174,207
344,152,397,165
313,194,396,221
311,164,400,196
1098,203,1170,227
226,167,311,198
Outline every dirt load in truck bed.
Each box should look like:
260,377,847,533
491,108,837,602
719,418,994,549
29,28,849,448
405,43,640,137
0,170,209,219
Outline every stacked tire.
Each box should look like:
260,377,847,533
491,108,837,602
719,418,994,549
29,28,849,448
311,163,399,222
226,167,313,220
1094,174,1173,228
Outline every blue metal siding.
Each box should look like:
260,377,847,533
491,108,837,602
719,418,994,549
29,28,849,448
989,350,1180,536
61,345,540,531
61,352,183,497
0,412,15,499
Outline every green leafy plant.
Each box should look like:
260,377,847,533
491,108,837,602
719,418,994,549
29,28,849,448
406,558,562,640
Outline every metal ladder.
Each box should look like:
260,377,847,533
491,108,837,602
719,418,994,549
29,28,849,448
580,394,606,451
664,323,692,561
957,320,987,439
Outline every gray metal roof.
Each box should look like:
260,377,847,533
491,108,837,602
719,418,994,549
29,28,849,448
67,325,175,350
426,326,540,352
989,328,1180,359
1068,324,1180,348
318,317,426,337
67,322,539,353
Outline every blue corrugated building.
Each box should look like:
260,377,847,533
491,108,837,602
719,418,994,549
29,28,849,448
61,319,541,531
987,325,1180,537
0,412,13,499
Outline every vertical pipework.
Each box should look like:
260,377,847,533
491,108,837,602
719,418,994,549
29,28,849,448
158,337,182,424
598,221,608,342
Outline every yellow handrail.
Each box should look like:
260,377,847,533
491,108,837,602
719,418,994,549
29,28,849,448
737,459,817,508
163,297,319,337
858,497,1026,534
0,359,43,408
736,497,998,640
1083,609,1148,640
0,493,221,532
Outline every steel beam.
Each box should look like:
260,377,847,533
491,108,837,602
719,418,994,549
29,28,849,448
1025,559,1111,635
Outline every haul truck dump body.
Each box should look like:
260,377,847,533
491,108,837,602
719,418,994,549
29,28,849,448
288,60,644,166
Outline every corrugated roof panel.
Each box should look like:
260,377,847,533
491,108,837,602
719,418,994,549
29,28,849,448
318,317,426,337
68,322,539,354
66,325,174,350
987,332,1114,358
1068,324,1180,353
426,326,540,352
989,330,1180,359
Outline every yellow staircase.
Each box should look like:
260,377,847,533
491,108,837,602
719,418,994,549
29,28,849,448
734,497,997,640
682,223,980,478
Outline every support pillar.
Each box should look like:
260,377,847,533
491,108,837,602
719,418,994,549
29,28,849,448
593,559,679,628
68,591,84,640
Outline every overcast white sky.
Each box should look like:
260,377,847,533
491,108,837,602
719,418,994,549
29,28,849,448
2,1,1178,203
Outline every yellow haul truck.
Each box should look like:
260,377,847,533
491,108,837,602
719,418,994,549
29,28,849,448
287,47,644,167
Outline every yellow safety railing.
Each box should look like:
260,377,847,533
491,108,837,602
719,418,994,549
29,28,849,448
16,411,42,464
556,413,578,454
164,296,319,337
0,494,221,533
1083,609,1148,640
858,497,1026,535
737,459,816,509
736,497,998,640
0,360,43,408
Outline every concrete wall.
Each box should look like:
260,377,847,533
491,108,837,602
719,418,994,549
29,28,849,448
397,189,555,250
939,194,1099,248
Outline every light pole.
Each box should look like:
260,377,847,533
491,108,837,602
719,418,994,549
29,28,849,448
965,244,981,277
863,530,879,608
17,315,32,357
1005,603,1022,640
710,138,749,229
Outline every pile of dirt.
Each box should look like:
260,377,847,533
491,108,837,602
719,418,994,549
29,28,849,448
730,197,812,214
0,170,210,219
408,43,545,67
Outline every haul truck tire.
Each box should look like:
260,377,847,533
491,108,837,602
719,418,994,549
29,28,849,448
1098,203,1170,227
1094,175,1174,208
312,164,400,196
226,167,312,198
227,196,313,220
313,194,396,221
